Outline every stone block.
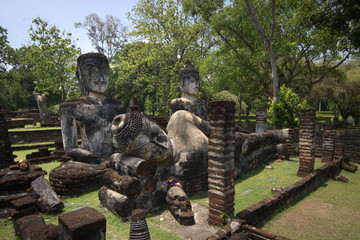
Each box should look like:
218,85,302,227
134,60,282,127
14,214,45,239
31,176,64,213
49,161,107,196
58,207,106,240
10,195,36,210
98,186,134,221
103,169,141,198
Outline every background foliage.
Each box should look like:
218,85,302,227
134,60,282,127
1,0,359,126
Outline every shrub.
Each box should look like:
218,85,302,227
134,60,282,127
268,86,308,128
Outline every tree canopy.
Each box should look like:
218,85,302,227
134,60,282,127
75,13,128,62
113,0,215,115
24,17,80,102
1,0,359,124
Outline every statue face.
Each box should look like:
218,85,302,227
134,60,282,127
111,113,173,163
79,63,108,94
181,72,199,96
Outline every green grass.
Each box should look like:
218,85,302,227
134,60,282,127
0,219,16,240
4,150,356,240
12,142,54,147
262,165,360,240
14,148,55,162
8,123,60,132
0,160,183,240
191,157,325,213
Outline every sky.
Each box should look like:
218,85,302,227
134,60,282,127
0,0,138,53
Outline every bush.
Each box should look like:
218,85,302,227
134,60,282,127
268,86,308,128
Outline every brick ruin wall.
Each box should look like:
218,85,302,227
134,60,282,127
322,130,360,163
9,129,61,145
237,165,330,227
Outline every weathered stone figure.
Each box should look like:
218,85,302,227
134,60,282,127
33,92,49,125
100,108,209,223
60,53,126,163
170,60,207,120
111,110,210,192
111,111,174,163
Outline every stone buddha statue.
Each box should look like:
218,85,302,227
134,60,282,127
111,111,174,164
110,108,210,193
170,60,207,120
105,109,209,223
60,53,126,163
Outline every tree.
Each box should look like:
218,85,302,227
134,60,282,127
244,0,278,99
312,59,360,123
183,0,353,101
0,66,38,110
311,0,360,50
24,17,80,103
116,0,215,116
0,28,37,110
0,26,13,72
75,13,128,62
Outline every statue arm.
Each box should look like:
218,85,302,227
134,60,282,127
60,106,98,162
193,114,211,137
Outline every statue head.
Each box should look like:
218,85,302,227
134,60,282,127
179,60,199,96
111,111,174,163
76,53,109,95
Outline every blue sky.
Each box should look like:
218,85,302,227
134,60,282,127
0,0,138,53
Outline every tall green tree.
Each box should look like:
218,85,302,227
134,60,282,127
24,17,80,102
0,66,37,110
311,0,360,50
117,0,215,115
75,13,128,62
311,59,360,123
0,26,13,72
0,27,37,110
184,0,353,101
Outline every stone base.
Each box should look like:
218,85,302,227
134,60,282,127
0,165,47,193
58,207,106,240
49,161,107,196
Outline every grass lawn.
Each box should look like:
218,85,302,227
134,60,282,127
262,163,360,240
191,156,324,214
2,149,358,240
8,123,60,132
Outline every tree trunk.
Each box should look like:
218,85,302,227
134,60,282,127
333,102,339,124
244,0,279,99
238,96,242,123
268,43,279,99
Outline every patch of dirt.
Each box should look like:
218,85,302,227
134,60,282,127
156,202,218,240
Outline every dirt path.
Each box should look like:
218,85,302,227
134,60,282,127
157,202,218,240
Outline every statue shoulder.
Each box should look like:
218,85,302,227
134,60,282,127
60,97,91,109
170,98,196,115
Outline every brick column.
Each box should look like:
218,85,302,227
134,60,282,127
208,101,235,226
255,106,268,133
322,130,336,163
286,128,297,156
297,109,316,177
